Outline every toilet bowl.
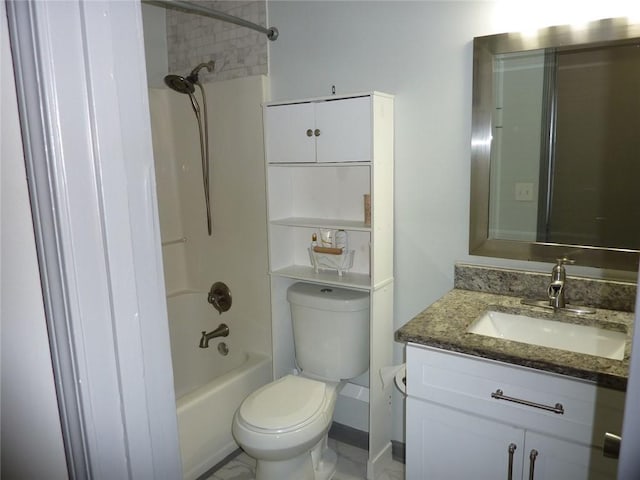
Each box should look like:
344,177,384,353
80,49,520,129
232,282,370,480
232,375,341,480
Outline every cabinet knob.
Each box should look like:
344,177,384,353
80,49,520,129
314,128,321,137
306,129,313,137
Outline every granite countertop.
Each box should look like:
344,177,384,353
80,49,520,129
395,288,634,391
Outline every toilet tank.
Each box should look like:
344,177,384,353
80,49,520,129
287,282,369,380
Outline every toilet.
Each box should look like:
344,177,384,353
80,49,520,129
232,282,370,480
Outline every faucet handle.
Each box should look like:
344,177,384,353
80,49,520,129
556,257,575,266
551,258,573,285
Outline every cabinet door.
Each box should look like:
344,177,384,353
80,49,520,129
315,96,371,163
264,103,316,163
406,397,525,480
524,431,618,480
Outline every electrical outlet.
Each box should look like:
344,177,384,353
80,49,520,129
515,182,534,202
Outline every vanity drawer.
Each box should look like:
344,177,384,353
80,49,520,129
407,344,625,443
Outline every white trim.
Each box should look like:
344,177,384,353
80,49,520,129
619,264,640,477
6,1,181,478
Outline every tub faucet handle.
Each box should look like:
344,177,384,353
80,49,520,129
208,282,232,315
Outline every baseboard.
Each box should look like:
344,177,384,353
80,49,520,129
328,421,369,450
196,448,243,480
391,439,405,464
328,422,406,464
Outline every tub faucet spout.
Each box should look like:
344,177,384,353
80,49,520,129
199,323,229,348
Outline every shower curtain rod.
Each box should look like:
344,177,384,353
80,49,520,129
142,0,279,41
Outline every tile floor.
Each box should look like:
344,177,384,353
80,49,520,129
206,439,405,480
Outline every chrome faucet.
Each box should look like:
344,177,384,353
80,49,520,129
521,258,594,314
548,258,573,310
199,323,229,348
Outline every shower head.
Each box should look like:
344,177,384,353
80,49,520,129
164,74,195,94
164,61,215,94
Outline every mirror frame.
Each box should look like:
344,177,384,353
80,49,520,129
470,17,640,271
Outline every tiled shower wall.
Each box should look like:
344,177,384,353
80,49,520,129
167,1,268,83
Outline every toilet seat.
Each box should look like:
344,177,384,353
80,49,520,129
238,375,327,433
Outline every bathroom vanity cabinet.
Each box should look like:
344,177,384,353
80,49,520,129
263,92,395,478
405,344,624,480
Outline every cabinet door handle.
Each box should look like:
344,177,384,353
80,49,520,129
528,449,538,480
314,128,321,136
306,129,313,137
507,443,517,480
491,389,564,415
603,432,621,458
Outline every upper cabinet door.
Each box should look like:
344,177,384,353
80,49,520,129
265,102,316,163
265,96,372,164
315,96,371,163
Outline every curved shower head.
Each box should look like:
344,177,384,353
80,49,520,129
164,61,215,95
164,74,195,94
164,60,216,236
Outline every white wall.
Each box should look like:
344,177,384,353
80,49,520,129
267,0,640,442
0,2,68,476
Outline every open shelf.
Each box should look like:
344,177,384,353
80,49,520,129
270,217,371,231
268,161,372,167
270,265,371,290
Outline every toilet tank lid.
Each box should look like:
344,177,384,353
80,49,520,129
287,282,369,312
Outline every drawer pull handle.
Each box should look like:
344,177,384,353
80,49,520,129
528,449,538,480
491,389,564,415
507,443,517,480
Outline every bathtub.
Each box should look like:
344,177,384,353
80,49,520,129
166,293,272,480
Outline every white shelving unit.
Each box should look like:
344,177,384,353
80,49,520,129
264,91,394,479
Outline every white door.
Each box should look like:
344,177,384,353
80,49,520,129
524,431,618,480
406,398,525,480
618,263,640,478
315,96,371,163
264,102,316,163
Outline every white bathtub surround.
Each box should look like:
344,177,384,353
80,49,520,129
166,293,271,480
148,74,272,479
207,440,405,480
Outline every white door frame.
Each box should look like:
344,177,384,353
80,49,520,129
619,265,640,477
6,1,181,478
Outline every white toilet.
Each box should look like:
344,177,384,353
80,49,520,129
232,282,370,480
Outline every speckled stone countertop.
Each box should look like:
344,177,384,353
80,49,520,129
396,265,636,391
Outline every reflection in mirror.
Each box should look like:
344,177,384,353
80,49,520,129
471,17,640,270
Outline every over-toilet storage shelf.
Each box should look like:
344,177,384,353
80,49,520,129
270,217,371,232
264,91,394,478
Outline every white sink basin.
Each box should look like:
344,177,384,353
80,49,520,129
467,310,626,360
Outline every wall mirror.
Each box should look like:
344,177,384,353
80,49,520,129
470,17,640,271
